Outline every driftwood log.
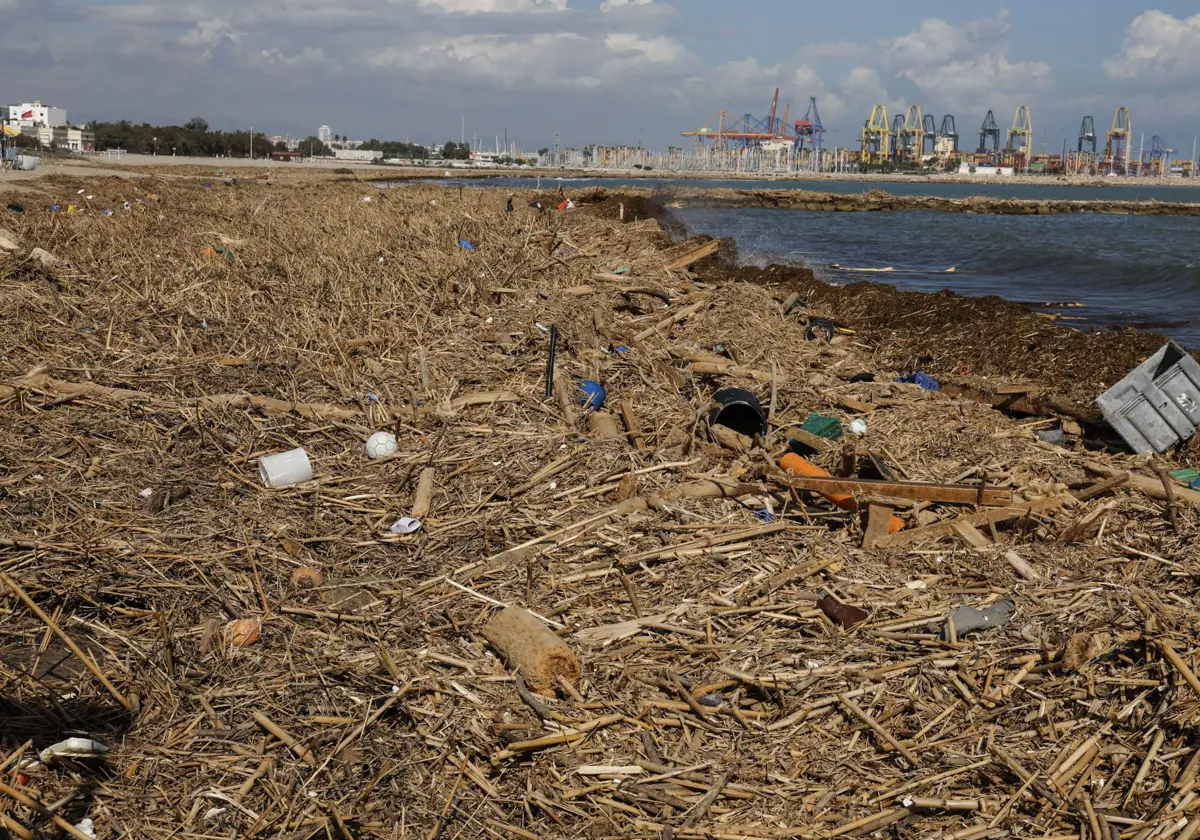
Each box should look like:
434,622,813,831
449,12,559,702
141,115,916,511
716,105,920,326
483,606,581,695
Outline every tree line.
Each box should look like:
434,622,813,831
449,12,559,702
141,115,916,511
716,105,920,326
75,119,539,163
85,118,431,159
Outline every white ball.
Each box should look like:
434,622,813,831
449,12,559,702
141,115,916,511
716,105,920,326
365,431,398,460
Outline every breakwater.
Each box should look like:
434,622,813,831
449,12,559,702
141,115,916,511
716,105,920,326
665,187,1200,216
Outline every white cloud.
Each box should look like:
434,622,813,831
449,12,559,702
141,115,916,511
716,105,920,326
600,0,652,10
368,30,693,90
416,0,568,11
1105,11,1200,80
604,32,685,63
178,18,243,59
254,47,334,71
881,10,1011,68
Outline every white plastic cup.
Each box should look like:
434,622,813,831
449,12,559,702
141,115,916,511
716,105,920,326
259,448,313,488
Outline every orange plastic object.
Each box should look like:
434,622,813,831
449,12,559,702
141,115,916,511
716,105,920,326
223,617,262,647
779,452,904,533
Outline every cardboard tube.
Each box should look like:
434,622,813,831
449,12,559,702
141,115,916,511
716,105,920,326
780,452,904,533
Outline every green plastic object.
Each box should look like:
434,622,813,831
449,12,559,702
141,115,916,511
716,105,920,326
613,266,631,275
800,412,843,441
1169,468,1200,486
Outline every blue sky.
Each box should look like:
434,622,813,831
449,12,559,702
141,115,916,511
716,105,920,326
4,0,1199,153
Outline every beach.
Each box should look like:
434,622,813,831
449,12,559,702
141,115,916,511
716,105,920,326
1,165,1198,839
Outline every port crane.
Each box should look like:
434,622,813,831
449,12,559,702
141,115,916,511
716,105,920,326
978,110,1000,162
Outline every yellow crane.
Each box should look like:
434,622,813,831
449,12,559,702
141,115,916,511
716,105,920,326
861,105,889,165
900,105,923,162
1105,106,1131,169
1006,105,1033,164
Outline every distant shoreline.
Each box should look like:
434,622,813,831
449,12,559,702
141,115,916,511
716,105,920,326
8,153,1195,190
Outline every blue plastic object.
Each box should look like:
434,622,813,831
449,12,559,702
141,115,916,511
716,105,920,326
895,370,939,391
458,239,475,251
578,380,606,410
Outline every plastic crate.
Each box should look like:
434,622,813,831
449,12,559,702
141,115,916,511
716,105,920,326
799,412,843,441
1096,341,1200,454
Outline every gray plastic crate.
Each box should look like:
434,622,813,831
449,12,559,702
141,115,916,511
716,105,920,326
1096,341,1200,454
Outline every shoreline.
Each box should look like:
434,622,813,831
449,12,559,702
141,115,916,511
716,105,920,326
8,153,1200,190
595,185,1200,215
590,193,1190,405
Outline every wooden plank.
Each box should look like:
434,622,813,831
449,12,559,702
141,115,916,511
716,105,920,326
862,504,893,549
1085,461,1200,508
783,476,1013,506
873,496,1070,549
663,239,721,271
952,521,993,549
1005,551,1039,581
830,395,876,414
781,428,836,452
688,361,778,383
1073,471,1129,501
940,382,1103,426
619,398,646,450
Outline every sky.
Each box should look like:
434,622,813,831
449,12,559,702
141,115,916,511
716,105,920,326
5,0,1200,154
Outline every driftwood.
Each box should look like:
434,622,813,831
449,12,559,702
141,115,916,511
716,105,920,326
782,476,1013,506
1085,461,1200,507
663,239,721,271
483,607,580,695
873,496,1070,548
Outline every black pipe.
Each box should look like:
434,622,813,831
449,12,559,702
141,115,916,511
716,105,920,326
545,325,558,399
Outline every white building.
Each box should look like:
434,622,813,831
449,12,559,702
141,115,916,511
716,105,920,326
3,102,67,129
318,125,332,145
20,125,94,152
332,149,382,162
934,137,957,155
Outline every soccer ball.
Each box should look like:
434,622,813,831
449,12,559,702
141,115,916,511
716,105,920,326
365,431,398,460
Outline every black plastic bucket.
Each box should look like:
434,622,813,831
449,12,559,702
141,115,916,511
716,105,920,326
709,387,766,438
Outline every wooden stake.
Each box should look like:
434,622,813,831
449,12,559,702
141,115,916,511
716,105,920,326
1152,460,1181,535
553,375,577,427
681,768,734,827
1159,641,1200,698
412,467,436,519
620,398,646,450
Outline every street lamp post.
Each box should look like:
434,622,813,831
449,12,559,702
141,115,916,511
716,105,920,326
153,136,157,156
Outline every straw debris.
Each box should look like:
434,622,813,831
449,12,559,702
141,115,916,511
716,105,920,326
0,173,1197,839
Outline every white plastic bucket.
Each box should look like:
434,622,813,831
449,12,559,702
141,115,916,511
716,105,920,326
258,448,313,487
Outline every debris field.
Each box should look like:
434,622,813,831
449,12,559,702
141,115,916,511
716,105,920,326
1,174,1199,840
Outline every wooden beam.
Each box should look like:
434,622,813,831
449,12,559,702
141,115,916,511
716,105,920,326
952,521,993,549
783,476,1013,506
873,496,1069,549
1084,461,1200,508
781,428,835,452
663,239,721,271
688,361,779,383
1073,471,1129,501
940,382,1102,426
